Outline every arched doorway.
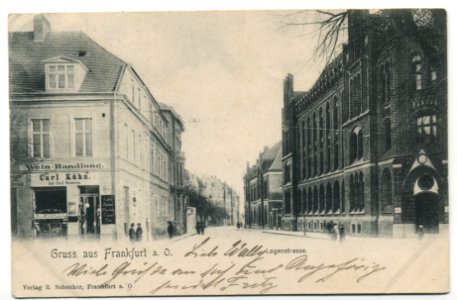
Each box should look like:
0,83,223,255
415,192,439,233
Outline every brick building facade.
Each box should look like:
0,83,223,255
244,142,283,229
281,9,447,237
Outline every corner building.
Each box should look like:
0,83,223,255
281,10,447,237
10,15,185,239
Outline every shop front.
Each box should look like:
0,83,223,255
24,162,114,239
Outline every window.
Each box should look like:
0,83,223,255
431,70,437,81
32,119,50,158
381,169,393,213
385,63,391,101
75,118,92,157
334,181,340,212
384,118,392,151
326,183,332,213
412,55,422,90
417,115,437,137
357,130,363,160
350,174,355,211
312,186,318,213
313,113,317,176
358,172,364,211
301,190,306,214
341,181,346,213
319,185,325,214
319,108,324,175
350,126,363,163
380,65,386,101
47,64,75,90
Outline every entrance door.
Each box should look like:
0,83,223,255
80,195,101,236
415,193,439,234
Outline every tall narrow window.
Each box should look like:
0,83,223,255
350,175,355,212
313,113,317,176
384,118,392,151
349,78,354,118
385,62,391,102
319,185,325,214
412,55,422,90
75,118,92,157
380,65,386,103
319,108,324,175
326,183,332,213
326,102,331,173
357,129,363,160
359,172,365,211
341,181,346,213
312,186,318,213
381,169,393,213
307,117,311,178
333,97,339,170
350,129,358,163
32,119,50,158
333,181,340,212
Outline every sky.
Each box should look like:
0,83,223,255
9,11,339,207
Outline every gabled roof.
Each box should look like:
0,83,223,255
261,141,281,161
9,31,127,93
268,146,283,172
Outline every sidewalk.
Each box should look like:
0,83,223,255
261,229,332,240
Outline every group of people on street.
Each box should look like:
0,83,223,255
195,221,205,235
326,221,345,242
236,222,243,229
129,223,143,242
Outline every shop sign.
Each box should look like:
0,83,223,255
101,195,116,224
24,162,104,171
31,171,96,186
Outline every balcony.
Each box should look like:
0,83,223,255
411,87,440,110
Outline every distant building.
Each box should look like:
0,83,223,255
281,10,447,237
9,15,186,239
160,103,186,234
200,175,240,226
244,142,283,229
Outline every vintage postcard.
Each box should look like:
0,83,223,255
9,9,449,297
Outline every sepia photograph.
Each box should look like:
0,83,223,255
5,2,453,299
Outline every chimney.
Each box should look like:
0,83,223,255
34,14,51,42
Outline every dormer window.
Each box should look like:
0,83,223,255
47,64,75,90
44,56,87,92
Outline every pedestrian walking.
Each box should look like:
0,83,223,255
333,223,339,241
129,223,136,242
136,223,143,242
339,224,345,242
418,225,425,240
200,222,205,235
167,221,174,239
196,222,201,234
